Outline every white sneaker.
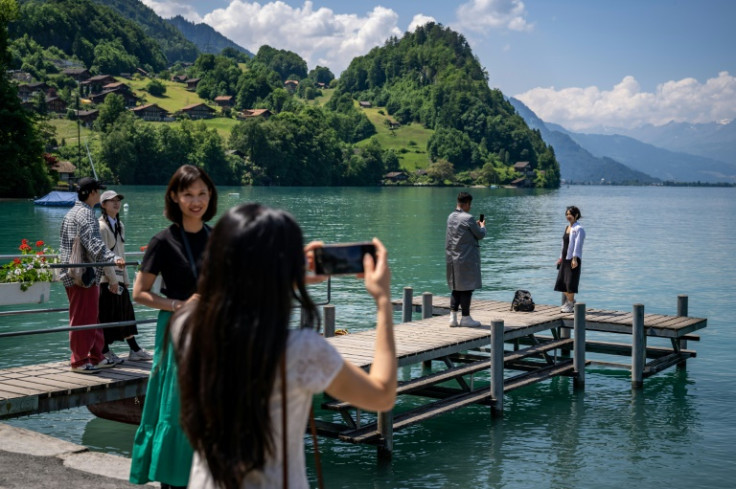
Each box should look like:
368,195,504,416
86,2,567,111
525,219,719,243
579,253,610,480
459,315,481,327
71,363,100,374
104,349,124,365
449,311,459,327
95,358,116,369
129,348,153,361
561,302,574,313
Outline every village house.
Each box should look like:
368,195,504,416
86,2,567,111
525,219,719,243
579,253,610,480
74,109,99,127
284,79,299,92
186,78,201,91
214,95,233,108
80,75,117,95
17,82,49,102
130,103,170,121
49,160,76,184
89,88,139,108
61,68,90,81
315,82,327,89
45,95,67,114
238,108,272,120
384,171,409,183
513,161,534,177
171,74,188,83
178,102,216,120
7,70,32,83
136,67,149,78
358,101,372,108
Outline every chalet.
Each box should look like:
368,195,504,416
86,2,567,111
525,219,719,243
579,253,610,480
238,108,272,120
61,68,90,81
510,177,531,188
384,171,408,183
186,78,201,91
136,67,149,77
89,88,139,108
8,70,32,83
358,101,372,108
179,103,216,120
102,82,132,93
171,74,188,83
387,119,400,130
214,95,233,108
45,96,68,113
513,161,534,177
17,82,49,101
75,109,99,127
81,75,117,95
315,82,327,89
130,103,170,121
50,160,76,183
284,80,299,92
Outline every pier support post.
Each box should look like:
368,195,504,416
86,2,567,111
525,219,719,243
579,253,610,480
632,304,646,389
377,410,394,461
677,295,688,368
490,319,504,416
422,292,433,369
573,302,586,388
323,305,335,338
402,287,413,323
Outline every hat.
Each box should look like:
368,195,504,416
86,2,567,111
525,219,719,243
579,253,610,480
100,190,124,202
77,177,106,193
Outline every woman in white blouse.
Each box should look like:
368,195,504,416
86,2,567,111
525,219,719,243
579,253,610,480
176,203,396,489
554,205,586,313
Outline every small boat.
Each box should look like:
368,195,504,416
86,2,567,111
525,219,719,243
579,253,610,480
34,191,77,207
88,397,143,425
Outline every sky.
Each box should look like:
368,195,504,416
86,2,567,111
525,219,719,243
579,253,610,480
141,0,736,131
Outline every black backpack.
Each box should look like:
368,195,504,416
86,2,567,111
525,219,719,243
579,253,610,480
511,290,535,312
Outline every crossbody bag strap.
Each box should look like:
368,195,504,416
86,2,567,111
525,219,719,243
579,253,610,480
179,224,210,279
281,354,288,489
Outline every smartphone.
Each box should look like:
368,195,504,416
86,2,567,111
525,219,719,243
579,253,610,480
479,214,485,223
314,242,376,275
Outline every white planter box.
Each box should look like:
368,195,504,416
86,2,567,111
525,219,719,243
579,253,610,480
0,282,52,306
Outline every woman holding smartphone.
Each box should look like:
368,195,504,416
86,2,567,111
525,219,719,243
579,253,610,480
176,203,397,489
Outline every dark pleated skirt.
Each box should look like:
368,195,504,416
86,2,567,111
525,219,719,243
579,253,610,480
554,258,582,294
99,282,138,344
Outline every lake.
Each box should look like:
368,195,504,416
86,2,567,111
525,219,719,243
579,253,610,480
1,185,734,488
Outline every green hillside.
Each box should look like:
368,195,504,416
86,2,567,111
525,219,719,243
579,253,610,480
357,106,432,171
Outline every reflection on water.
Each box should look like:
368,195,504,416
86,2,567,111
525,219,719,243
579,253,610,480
2,185,736,488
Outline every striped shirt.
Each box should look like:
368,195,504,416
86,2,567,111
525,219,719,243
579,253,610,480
59,201,118,288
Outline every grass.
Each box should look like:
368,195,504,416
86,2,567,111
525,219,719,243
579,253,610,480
125,77,213,113
356,105,434,171
47,119,93,146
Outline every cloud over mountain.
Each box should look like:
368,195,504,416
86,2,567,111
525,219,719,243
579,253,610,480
455,0,533,32
515,71,736,131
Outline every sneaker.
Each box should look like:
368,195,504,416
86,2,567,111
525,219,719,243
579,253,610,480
104,349,124,365
561,302,574,313
95,358,116,369
449,311,459,327
459,315,481,327
71,363,100,374
128,348,153,361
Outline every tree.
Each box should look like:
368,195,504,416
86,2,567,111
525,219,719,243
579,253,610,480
95,93,127,132
0,0,51,198
146,79,166,96
426,159,455,184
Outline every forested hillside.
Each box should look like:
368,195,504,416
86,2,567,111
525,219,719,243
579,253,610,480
93,0,199,63
10,0,167,73
168,15,252,58
334,23,560,187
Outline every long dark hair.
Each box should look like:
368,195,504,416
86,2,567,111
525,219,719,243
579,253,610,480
164,164,218,224
178,203,319,489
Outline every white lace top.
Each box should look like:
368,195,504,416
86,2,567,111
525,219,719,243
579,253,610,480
187,328,344,489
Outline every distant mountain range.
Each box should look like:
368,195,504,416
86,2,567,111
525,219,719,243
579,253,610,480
510,98,736,184
167,16,253,57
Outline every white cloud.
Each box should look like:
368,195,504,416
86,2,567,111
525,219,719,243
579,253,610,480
456,0,532,33
515,72,736,130
198,1,402,75
408,14,437,33
141,0,203,23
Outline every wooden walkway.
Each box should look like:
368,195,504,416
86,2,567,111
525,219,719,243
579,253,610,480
0,295,707,458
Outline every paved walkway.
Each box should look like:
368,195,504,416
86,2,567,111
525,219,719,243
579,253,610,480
0,423,155,488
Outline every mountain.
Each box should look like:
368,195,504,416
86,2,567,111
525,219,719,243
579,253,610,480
168,16,253,57
565,132,736,183
585,120,736,165
92,0,199,63
509,98,658,184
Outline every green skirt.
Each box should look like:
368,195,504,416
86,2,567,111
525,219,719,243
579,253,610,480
129,310,193,486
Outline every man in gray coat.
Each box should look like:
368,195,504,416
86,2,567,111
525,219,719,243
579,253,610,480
446,192,486,327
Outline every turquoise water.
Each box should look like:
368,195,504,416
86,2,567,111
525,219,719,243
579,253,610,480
1,186,734,488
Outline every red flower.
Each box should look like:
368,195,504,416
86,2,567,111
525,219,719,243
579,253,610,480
13,258,21,264
21,239,28,245
19,243,32,251
36,251,44,256
140,246,148,251
36,240,44,247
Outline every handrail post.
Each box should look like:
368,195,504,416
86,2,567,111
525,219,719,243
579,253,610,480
421,292,433,369
573,302,586,388
402,287,413,323
323,305,335,338
677,295,688,368
632,304,645,389
490,319,504,416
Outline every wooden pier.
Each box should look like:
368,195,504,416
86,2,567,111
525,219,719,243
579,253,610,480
0,293,707,459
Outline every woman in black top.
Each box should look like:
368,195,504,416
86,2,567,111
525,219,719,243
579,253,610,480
129,165,218,489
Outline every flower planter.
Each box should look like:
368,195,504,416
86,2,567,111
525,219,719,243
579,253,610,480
0,282,52,306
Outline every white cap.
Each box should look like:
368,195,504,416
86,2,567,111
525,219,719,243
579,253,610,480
100,190,124,202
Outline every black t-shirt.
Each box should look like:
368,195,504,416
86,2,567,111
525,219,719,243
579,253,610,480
140,224,210,300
